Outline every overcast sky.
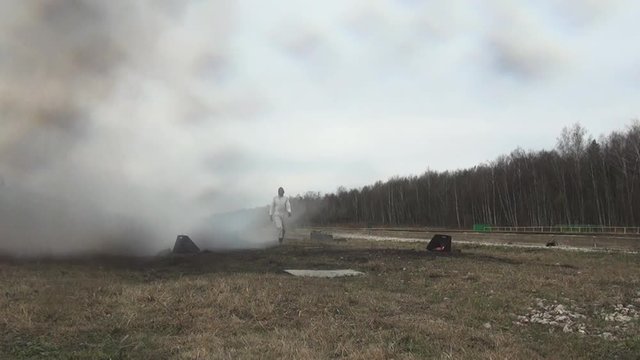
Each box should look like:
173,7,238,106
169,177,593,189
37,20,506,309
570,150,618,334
196,0,638,204
3,0,640,213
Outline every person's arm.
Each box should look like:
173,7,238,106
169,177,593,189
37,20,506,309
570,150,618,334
286,197,292,216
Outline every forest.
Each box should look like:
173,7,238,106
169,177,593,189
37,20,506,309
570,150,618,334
292,122,640,228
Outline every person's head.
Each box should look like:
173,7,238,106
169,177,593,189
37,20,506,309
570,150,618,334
278,187,284,197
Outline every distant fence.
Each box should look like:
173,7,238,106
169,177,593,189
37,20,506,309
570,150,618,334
473,224,640,235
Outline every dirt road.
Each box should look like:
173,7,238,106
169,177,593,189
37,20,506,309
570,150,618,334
307,227,640,252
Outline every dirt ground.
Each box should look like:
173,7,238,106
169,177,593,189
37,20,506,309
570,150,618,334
1,232,639,359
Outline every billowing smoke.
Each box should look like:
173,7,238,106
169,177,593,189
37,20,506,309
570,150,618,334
0,0,274,256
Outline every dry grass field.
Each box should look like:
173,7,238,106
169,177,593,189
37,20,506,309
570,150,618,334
1,233,639,359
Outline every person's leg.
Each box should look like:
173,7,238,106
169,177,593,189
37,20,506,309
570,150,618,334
274,215,284,243
282,219,286,242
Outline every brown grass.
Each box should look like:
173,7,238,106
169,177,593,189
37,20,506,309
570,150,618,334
1,232,639,359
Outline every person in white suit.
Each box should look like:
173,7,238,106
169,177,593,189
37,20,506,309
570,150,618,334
269,187,292,244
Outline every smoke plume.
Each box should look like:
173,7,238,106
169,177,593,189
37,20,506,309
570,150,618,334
0,0,271,256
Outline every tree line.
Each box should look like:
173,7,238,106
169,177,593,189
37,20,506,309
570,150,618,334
292,122,640,228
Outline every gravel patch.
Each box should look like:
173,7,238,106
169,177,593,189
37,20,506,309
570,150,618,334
515,298,640,340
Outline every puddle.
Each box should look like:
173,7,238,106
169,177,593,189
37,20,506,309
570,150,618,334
284,269,365,278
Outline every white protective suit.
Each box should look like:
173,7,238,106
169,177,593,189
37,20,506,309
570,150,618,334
269,195,292,240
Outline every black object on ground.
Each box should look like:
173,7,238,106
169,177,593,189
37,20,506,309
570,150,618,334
310,230,334,241
427,234,452,252
546,240,557,247
173,235,200,254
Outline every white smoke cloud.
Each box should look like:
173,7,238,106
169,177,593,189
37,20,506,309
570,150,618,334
0,0,272,256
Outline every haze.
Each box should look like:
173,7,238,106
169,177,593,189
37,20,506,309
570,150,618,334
1,0,638,255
